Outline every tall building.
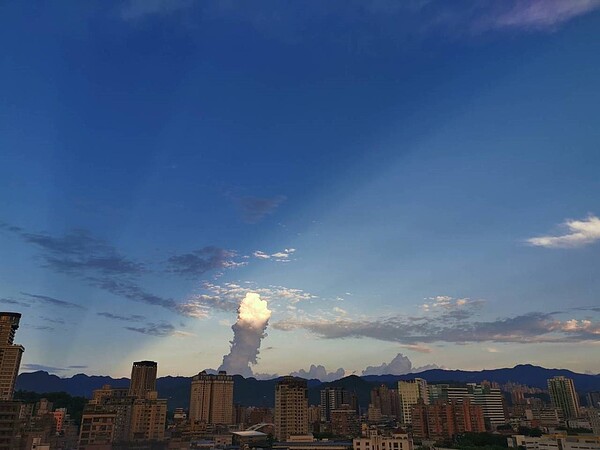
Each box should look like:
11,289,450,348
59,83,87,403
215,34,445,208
331,405,359,438
371,385,393,417
411,398,485,441
189,370,234,426
321,387,349,422
0,313,24,400
275,377,309,441
130,391,167,441
128,361,157,399
548,376,580,419
468,383,506,430
398,378,429,424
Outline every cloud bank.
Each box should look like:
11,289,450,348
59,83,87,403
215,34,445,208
527,215,600,248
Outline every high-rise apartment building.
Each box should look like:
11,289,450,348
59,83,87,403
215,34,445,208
398,378,429,424
275,377,309,441
128,361,157,399
189,370,234,426
411,398,485,441
130,391,167,441
548,376,580,419
320,387,349,422
0,313,24,400
468,383,506,430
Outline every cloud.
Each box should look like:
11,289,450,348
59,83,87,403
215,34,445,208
178,281,316,318
237,195,286,224
0,298,31,308
273,310,600,346
24,325,55,332
21,292,85,310
97,312,146,322
253,248,296,262
40,316,66,325
527,215,600,248
20,363,88,373
362,353,440,376
0,224,144,277
119,0,194,20
479,0,600,32
290,364,346,382
167,246,244,277
21,363,68,373
125,321,176,337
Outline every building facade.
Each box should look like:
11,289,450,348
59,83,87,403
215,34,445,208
275,377,309,441
547,376,580,420
189,370,234,426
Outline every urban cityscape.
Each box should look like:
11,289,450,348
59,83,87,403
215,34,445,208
1,311,599,450
2,1,600,450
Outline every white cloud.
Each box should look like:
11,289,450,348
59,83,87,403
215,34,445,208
527,215,600,248
290,365,346,382
362,353,440,376
252,247,297,262
484,0,600,31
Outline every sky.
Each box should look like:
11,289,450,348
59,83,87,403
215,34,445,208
1,0,600,379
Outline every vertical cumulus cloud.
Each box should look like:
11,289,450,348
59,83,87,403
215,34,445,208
219,292,272,377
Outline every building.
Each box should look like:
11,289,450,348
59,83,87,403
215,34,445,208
275,377,309,441
321,388,350,422
508,434,600,450
78,403,117,449
129,391,167,441
468,383,506,430
189,370,234,426
79,362,167,447
398,379,428,424
331,405,359,438
0,401,21,449
0,312,24,400
548,377,580,420
587,392,600,408
128,361,158,399
412,398,485,441
354,431,413,450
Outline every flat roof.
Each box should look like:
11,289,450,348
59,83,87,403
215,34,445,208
232,431,268,437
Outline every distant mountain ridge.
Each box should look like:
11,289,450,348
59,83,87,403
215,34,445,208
16,364,600,411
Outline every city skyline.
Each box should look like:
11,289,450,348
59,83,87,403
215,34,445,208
1,0,600,378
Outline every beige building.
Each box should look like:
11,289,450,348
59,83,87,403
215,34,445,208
0,313,24,400
78,404,117,449
398,378,428,424
130,391,167,441
354,431,414,450
275,377,309,441
548,376,580,420
128,361,158,399
189,370,234,426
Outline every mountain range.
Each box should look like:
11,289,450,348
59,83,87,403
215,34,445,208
16,364,600,411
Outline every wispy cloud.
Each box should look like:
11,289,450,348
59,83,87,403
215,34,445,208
478,0,600,32
167,247,245,277
253,248,296,262
178,281,317,318
527,215,600,248
21,292,85,310
0,298,31,308
236,195,286,224
21,363,88,373
125,321,175,337
97,312,146,322
274,309,600,346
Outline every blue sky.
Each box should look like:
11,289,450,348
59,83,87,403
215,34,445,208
1,0,600,379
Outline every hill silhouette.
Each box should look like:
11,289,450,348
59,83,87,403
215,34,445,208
16,364,600,411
